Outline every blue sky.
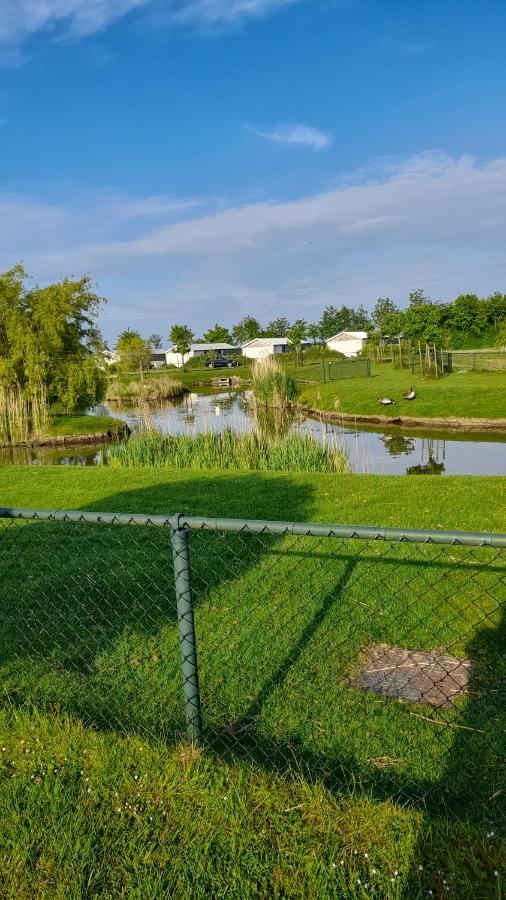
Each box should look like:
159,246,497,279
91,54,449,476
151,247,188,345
1,0,505,342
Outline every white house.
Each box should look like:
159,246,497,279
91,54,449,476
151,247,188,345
241,337,312,360
165,342,238,368
325,331,368,358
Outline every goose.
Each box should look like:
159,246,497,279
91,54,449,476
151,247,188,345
402,386,416,400
378,397,395,405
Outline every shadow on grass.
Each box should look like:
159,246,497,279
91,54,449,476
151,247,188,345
0,473,313,738
0,472,504,870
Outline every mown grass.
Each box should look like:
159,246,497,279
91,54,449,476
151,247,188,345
107,427,348,473
47,414,126,438
0,468,504,897
296,367,506,420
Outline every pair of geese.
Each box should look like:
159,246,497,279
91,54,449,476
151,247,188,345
378,386,416,406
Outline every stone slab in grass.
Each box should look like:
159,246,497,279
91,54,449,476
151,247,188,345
357,643,473,708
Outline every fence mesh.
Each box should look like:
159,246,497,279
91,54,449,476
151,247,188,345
0,509,505,827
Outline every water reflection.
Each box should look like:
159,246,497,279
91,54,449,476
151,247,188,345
379,434,416,457
0,444,101,466
406,438,446,476
2,390,505,475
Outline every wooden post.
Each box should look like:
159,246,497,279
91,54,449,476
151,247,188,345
434,345,439,378
418,341,423,378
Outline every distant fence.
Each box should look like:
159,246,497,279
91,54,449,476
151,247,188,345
294,357,371,384
447,349,506,372
1,506,505,825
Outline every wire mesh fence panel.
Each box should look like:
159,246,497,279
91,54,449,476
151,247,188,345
184,525,506,823
327,358,371,380
0,509,505,831
0,513,185,740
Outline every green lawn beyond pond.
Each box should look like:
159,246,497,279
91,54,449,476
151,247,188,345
297,368,506,420
0,468,504,898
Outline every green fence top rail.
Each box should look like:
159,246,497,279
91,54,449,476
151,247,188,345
1,506,506,548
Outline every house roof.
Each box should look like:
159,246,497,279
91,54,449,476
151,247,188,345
241,337,290,347
167,342,236,352
326,331,368,342
242,337,313,348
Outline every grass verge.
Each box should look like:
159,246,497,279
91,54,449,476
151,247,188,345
296,368,506,421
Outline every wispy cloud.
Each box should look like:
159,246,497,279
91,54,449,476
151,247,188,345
0,0,301,50
251,122,332,150
1,153,505,338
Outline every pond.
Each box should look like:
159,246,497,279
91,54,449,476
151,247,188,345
3,389,502,476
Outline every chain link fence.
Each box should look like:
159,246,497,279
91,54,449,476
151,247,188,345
0,507,504,825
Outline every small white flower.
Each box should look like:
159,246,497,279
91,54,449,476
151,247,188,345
419,865,423,871
394,870,399,876
332,863,336,869
364,852,369,858
495,871,499,877
372,869,377,875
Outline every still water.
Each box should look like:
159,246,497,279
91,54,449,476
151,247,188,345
2,390,505,475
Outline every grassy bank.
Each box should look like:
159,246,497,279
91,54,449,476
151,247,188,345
48,414,126,439
296,368,506,421
0,468,504,897
107,427,348,473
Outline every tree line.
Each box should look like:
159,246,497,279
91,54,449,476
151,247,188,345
116,288,506,373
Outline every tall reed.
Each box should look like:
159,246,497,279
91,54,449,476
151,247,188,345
0,386,30,444
251,357,298,408
106,376,186,403
0,382,50,445
107,427,348,474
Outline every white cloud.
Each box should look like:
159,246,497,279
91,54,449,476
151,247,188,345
0,0,300,48
251,123,332,150
1,152,506,339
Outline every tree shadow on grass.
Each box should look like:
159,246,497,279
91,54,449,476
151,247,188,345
0,474,504,891
0,473,313,739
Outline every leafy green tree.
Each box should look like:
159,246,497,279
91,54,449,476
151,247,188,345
232,316,262,345
350,305,372,330
485,292,506,327
169,324,194,370
448,294,488,337
306,322,321,343
371,297,401,336
402,304,444,345
287,319,307,364
148,333,163,350
116,330,152,379
408,288,432,307
264,317,289,337
0,264,106,409
203,323,233,344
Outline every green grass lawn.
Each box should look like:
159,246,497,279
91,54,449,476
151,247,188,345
295,366,506,421
118,362,252,389
48,414,126,438
0,468,505,897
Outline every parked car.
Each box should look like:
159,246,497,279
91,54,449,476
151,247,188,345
205,356,239,368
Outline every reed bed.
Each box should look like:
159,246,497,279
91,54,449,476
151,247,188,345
0,384,50,445
107,427,348,473
251,357,298,408
106,376,186,403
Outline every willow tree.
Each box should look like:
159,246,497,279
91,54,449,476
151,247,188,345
0,265,107,410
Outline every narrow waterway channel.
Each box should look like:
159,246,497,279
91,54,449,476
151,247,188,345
2,390,504,475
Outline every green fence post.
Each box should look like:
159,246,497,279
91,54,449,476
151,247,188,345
171,514,203,745
367,358,371,377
